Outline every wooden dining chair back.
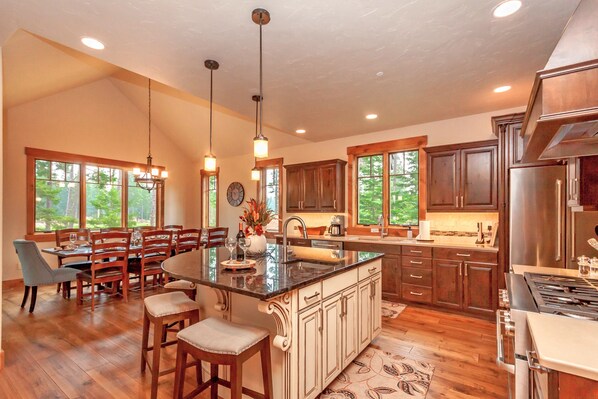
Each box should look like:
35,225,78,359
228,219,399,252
76,231,131,311
205,227,229,248
175,229,201,254
134,226,156,231
129,230,173,299
164,225,183,231
55,228,90,248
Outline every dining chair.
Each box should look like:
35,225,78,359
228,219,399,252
100,227,130,233
54,228,92,295
128,230,173,299
76,231,131,311
134,226,156,231
174,229,201,254
164,224,183,231
205,227,229,248
13,239,80,312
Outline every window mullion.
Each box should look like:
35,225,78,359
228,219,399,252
382,151,390,226
80,162,87,228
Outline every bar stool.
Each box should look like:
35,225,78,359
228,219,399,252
141,291,201,399
163,279,197,300
173,317,273,399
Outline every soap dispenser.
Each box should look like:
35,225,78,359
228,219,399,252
407,225,413,240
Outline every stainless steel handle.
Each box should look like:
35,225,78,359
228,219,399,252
456,196,459,207
370,281,375,298
571,210,576,261
333,199,337,209
340,296,346,318
496,310,515,374
409,274,423,279
456,253,471,257
410,250,422,254
368,267,377,274
527,350,549,373
464,263,468,277
556,179,562,262
304,292,320,302
318,308,323,332
459,264,462,276
460,196,464,208
409,260,423,265
409,291,423,296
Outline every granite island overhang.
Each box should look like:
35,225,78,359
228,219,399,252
162,244,384,399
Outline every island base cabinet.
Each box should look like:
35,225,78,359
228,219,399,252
371,275,382,338
322,294,343,388
298,304,322,399
341,285,359,368
358,280,371,352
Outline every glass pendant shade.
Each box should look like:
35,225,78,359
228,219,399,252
254,136,269,158
204,154,217,172
251,167,261,181
133,167,141,176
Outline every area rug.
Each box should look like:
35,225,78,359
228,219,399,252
382,300,406,319
319,347,434,399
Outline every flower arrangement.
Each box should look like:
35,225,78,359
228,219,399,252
240,198,274,236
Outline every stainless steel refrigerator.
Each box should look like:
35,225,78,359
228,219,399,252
510,165,567,268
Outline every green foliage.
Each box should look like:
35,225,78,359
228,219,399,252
34,160,80,231
86,167,122,228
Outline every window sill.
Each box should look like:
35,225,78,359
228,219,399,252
347,226,420,237
24,233,56,242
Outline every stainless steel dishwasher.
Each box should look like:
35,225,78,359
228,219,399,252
311,239,343,250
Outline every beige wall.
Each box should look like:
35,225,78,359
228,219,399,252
2,78,198,281
214,106,524,235
1,47,5,355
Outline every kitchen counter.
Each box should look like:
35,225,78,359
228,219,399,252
527,312,598,381
276,233,499,252
162,243,383,300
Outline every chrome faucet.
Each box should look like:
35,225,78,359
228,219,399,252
377,215,388,238
282,216,308,262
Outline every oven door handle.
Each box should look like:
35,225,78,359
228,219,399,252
496,310,515,374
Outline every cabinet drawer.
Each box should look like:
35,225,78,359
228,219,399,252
402,246,432,257
402,267,432,287
275,237,312,247
401,256,432,269
433,247,497,263
401,284,432,304
343,241,401,255
358,260,382,281
323,268,358,298
298,282,322,310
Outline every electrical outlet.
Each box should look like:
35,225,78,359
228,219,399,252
371,228,379,233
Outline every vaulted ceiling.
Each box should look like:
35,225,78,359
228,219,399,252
0,0,581,143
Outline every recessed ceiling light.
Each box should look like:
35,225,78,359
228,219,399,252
494,85,512,93
493,0,522,18
295,129,306,134
81,37,105,50
366,114,378,120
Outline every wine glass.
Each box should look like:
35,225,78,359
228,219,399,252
238,237,251,263
69,233,77,249
225,237,237,262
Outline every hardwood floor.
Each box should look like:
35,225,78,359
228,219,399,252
0,284,508,398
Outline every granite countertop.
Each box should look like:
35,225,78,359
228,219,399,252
277,234,498,252
161,243,383,300
527,312,598,381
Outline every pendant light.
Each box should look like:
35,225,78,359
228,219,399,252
251,95,261,181
252,8,270,158
204,59,219,172
134,79,168,192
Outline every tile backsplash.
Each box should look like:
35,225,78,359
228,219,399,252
426,212,499,236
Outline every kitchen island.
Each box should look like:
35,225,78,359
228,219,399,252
162,244,384,399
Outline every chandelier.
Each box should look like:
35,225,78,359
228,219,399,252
134,79,168,192
252,8,270,158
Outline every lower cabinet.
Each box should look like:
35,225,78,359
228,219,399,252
341,285,359,368
322,294,343,388
298,304,322,399
358,280,371,352
432,259,462,309
381,255,401,301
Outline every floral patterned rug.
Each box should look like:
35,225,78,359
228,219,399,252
381,301,406,319
319,347,434,399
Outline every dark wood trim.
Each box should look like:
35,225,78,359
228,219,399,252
424,139,498,154
25,147,165,170
347,135,428,156
2,278,24,290
256,158,283,233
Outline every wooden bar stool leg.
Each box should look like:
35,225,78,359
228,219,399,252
173,342,187,399
141,311,150,373
150,318,163,399
210,364,218,399
230,360,243,399
260,339,273,399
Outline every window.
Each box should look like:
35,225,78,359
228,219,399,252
347,136,427,234
201,170,218,228
27,147,164,240
256,158,283,233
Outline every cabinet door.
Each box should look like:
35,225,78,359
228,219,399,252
358,280,371,352
302,166,320,211
371,274,382,338
322,294,342,387
298,305,321,399
319,164,338,212
341,286,359,368
381,255,401,301
507,122,525,167
461,145,498,210
286,167,303,212
427,150,460,210
463,262,497,315
433,259,463,309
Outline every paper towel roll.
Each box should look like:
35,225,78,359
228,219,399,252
418,220,431,240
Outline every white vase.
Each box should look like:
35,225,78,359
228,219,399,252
247,234,267,256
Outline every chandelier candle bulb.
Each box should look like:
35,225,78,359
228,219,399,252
160,170,168,178
133,167,141,176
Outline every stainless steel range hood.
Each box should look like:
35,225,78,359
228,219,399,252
521,0,598,162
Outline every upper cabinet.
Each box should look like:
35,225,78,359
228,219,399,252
285,159,346,213
426,140,498,211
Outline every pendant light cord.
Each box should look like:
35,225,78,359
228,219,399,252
148,79,152,159
259,16,263,138
209,68,213,156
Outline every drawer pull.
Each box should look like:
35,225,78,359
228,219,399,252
409,260,423,265
368,267,377,274
410,250,423,254
304,292,320,302
456,253,471,257
409,291,423,296
409,274,423,279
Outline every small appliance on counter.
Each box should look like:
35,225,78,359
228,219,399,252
328,215,345,236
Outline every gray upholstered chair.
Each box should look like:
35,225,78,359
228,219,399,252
14,239,80,312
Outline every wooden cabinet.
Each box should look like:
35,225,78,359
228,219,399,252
275,236,311,247
340,285,358,368
371,275,382,337
322,294,342,388
284,159,346,213
358,279,371,352
463,261,496,316
426,140,498,211
580,155,598,207
298,304,322,399
381,255,401,302
433,259,462,309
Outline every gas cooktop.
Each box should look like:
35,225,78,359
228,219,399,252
524,272,598,320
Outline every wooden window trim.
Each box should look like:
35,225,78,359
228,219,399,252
256,158,283,235
200,168,219,228
346,136,428,236
26,147,165,241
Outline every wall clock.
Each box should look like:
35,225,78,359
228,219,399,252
226,182,245,207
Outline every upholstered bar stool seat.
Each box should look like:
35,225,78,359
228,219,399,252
142,292,201,399
173,317,273,399
164,279,196,300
